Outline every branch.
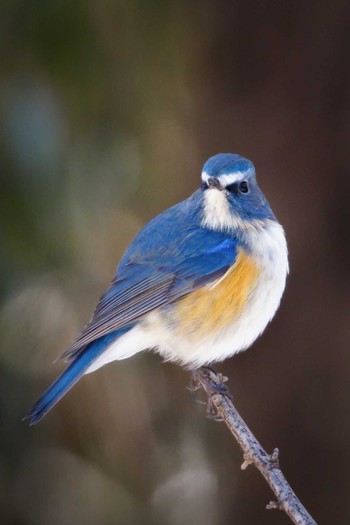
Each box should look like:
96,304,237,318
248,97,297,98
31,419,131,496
192,368,317,525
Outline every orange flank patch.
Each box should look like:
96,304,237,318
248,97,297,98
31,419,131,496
174,249,260,337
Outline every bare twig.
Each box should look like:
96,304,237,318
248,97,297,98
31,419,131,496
192,367,317,525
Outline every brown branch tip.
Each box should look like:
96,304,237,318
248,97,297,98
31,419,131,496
191,367,317,525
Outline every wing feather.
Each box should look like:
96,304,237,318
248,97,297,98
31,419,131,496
60,273,175,360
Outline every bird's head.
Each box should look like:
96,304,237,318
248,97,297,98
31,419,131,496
200,153,275,231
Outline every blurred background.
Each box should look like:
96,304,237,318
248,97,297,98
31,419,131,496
1,1,350,524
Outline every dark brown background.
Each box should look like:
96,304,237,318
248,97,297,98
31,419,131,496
1,2,350,524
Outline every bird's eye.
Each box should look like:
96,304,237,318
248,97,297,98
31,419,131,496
201,181,209,190
238,181,249,193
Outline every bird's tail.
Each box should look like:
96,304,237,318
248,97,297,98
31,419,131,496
23,333,119,425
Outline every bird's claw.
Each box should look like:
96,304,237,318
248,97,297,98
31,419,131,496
203,390,224,421
189,367,233,417
200,367,232,399
187,372,207,404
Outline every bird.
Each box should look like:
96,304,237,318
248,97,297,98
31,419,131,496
24,153,289,425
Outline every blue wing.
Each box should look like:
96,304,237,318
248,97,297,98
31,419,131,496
61,191,239,361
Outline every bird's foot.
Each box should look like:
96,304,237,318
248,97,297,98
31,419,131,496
205,395,224,421
187,371,206,404
200,366,232,399
189,367,232,419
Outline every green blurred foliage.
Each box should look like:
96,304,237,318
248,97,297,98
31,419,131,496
1,1,350,524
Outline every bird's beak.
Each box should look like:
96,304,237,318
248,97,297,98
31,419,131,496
207,178,223,190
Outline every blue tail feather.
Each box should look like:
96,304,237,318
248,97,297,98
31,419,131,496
24,331,123,425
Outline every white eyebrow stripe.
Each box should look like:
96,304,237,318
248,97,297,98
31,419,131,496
218,172,246,185
201,171,246,185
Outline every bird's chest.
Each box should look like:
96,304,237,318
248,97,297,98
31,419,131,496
172,249,261,338
151,223,288,367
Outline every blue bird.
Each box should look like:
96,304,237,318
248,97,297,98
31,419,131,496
24,153,288,424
